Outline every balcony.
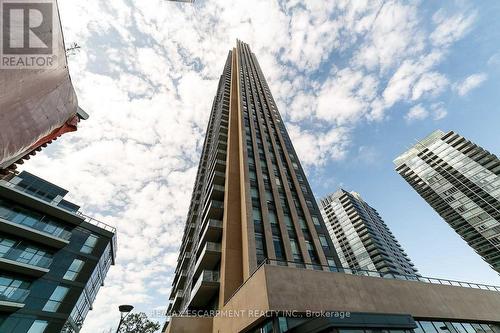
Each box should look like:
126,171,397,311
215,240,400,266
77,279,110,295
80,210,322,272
210,158,226,174
0,287,29,312
207,184,225,202
0,217,70,249
197,220,223,257
179,234,193,255
187,223,196,238
173,270,188,292
179,252,192,270
210,148,226,162
189,270,220,308
208,170,225,187
171,289,184,312
0,248,52,277
201,200,224,224
193,242,222,279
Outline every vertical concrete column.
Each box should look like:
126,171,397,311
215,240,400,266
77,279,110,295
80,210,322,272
219,48,245,306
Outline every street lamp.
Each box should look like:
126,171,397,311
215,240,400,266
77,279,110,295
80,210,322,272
115,305,134,333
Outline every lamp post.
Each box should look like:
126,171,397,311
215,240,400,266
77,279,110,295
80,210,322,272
115,305,134,333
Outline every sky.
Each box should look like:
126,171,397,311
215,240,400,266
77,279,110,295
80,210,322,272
17,0,500,332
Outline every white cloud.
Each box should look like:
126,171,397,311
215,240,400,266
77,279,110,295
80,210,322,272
382,52,444,109
405,104,429,122
430,10,477,47
352,1,425,72
405,103,448,123
287,125,350,168
454,73,488,96
487,52,500,67
316,69,378,125
412,72,449,100
431,103,448,120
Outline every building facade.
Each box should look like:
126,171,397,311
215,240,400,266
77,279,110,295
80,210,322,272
0,172,116,333
165,43,500,333
168,40,341,315
394,130,500,274
320,189,418,276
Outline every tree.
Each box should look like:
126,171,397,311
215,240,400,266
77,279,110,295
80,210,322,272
66,42,82,56
119,312,161,333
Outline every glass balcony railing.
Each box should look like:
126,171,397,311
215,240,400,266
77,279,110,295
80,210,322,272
204,242,222,253
199,270,220,283
0,248,53,269
0,287,30,304
0,214,72,241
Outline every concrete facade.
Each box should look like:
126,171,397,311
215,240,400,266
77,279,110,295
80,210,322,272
198,264,500,333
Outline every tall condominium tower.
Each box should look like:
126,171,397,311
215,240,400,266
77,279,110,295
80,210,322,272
320,189,418,276
395,130,500,274
0,172,116,333
168,40,341,315
165,42,500,333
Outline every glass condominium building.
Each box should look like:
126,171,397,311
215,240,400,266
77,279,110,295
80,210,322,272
320,189,418,276
394,130,500,274
0,171,116,333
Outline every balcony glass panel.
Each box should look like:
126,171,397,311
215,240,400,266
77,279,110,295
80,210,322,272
0,275,30,303
0,199,72,240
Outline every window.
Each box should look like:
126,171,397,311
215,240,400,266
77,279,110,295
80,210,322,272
0,276,30,302
278,317,288,333
43,286,69,312
17,246,49,267
319,235,329,248
273,236,285,260
252,208,262,222
262,321,274,333
312,216,321,226
298,217,307,229
27,321,49,333
0,238,15,256
268,211,277,225
255,233,266,264
80,235,98,254
461,324,477,333
420,322,438,333
305,240,318,262
327,258,337,269
433,322,451,333
63,259,85,281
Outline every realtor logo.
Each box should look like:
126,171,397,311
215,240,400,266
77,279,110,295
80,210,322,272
1,0,57,69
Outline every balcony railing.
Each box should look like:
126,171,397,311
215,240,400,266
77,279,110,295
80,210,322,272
188,270,220,308
75,212,116,233
75,212,117,261
0,287,30,304
193,242,222,279
265,259,500,292
198,270,220,283
0,248,53,269
1,179,116,238
0,215,72,241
